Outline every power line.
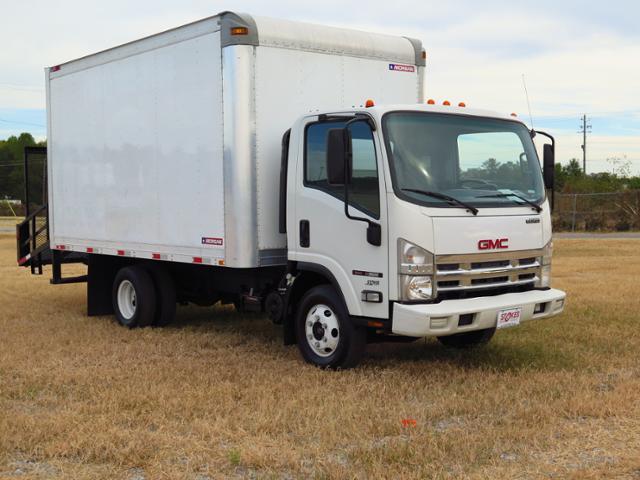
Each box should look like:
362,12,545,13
0,83,44,92
0,117,45,128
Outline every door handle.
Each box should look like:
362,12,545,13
299,220,310,248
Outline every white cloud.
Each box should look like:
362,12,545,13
1,0,638,170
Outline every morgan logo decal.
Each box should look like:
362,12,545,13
388,63,416,73
202,237,223,246
352,270,383,278
478,238,509,250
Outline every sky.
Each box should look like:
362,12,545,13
1,0,639,173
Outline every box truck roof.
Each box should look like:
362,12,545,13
48,11,424,75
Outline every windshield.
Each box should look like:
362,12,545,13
382,112,545,209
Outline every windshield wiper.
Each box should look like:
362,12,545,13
476,192,542,213
402,188,479,215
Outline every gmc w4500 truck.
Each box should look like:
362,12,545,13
17,12,566,368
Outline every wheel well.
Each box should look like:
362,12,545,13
283,268,345,345
290,271,329,309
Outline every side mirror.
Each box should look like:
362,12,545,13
543,144,555,189
367,223,382,246
326,128,352,185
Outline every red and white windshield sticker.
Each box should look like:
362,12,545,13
201,237,223,247
389,63,416,73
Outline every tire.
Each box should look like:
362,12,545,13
437,327,496,349
112,266,156,328
233,299,243,313
144,264,177,327
295,285,366,369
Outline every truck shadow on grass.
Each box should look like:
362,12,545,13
157,304,577,374
365,340,577,373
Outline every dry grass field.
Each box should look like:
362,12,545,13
0,216,19,230
1,234,639,479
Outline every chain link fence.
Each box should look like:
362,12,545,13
553,191,640,232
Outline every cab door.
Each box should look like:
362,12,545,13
290,116,389,319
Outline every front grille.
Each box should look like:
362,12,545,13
471,260,509,269
435,249,543,299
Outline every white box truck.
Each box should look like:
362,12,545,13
17,11,565,368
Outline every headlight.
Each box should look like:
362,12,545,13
400,275,433,300
398,239,435,300
536,240,552,287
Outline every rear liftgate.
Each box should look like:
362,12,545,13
15,146,86,283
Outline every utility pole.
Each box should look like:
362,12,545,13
579,114,592,174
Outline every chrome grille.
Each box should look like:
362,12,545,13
435,249,543,293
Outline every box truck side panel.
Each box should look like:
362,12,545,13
253,46,422,253
48,32,225,260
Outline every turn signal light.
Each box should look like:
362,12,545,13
365,99,375,108
230,26,249,35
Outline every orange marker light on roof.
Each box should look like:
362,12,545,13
511,112,518,117
458,102,466,107
230,26,249,35
365,99,375,108
427,99,435,105
443,100,451,106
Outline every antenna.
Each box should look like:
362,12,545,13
521,74,534,130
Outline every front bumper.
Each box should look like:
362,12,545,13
391,288,566,337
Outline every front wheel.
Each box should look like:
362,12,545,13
437,327,496,348
295,285,366,369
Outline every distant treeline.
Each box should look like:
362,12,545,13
1,132,637,203
0,133,46,203
555,158,640,193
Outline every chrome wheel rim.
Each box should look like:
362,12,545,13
305,304,340,357
117,280,137,320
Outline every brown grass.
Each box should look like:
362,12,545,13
0,216,19,229
1,234,639,479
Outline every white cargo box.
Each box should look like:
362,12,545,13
47,11,425,268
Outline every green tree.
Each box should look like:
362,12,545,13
563,158,583,178
0,132,44,202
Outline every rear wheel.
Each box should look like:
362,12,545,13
437,328,496,348
144,264,177,326
112,266,156,328
295,285,366,369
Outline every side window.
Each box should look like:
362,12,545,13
305,120,380,218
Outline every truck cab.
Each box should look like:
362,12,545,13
282,103,565,367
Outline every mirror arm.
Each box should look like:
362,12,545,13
535,130,555,148
341,124,382,247
319,113,376,131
